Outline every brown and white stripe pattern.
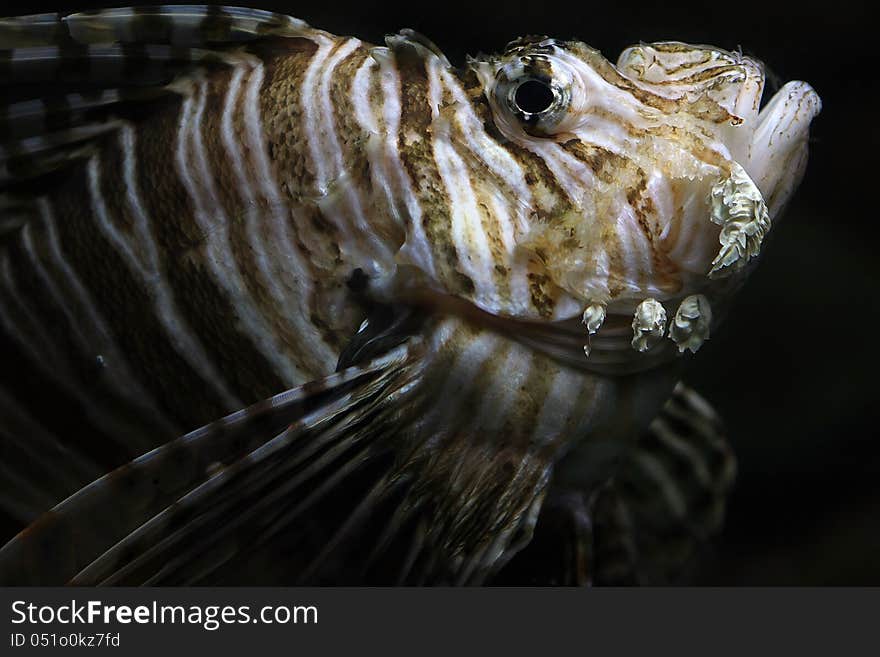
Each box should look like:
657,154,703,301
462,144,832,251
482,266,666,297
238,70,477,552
255,32,684,318
0,7,817,561
0,13,705,459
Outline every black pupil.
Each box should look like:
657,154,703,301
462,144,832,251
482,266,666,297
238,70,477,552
514,79,555,114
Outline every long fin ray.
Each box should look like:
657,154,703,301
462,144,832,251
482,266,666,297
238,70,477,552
163,357,440,585
86,346,423,585
0,343,422,585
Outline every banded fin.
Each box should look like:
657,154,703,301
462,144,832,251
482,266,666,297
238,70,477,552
593,383,735,585
0,6,307,48
493,383,734,585
0,5,315,195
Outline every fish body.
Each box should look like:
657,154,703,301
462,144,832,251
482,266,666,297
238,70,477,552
0,6,819,584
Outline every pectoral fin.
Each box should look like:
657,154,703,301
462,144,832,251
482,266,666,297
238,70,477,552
0,340,428,585
493,383,735,585
593,382,735,584
0,323,556,585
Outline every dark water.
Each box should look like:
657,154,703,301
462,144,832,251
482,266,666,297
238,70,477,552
6,0,877,584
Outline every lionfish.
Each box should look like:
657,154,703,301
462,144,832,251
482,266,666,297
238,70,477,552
0,5,819,585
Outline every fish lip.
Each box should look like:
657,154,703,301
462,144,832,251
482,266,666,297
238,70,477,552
741,79,821,201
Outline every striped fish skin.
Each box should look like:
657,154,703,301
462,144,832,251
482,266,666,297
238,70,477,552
0,7,820,581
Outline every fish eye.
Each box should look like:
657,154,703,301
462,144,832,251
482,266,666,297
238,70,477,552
513,79,556,115
493,56,574,136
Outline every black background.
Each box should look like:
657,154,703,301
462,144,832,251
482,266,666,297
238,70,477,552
3,0,877,584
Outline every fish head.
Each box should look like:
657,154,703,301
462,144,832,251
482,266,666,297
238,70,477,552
463,37,820,356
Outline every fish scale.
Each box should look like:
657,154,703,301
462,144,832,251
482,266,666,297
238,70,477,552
0,5,819,584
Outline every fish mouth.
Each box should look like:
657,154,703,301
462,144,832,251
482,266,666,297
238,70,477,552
701,76,820,279
614,41,821,269
739,80,821,217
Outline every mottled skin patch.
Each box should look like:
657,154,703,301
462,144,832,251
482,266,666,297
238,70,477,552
393,42,475,297
258,39,364,358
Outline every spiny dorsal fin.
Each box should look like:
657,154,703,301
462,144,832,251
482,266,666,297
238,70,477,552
0,6,316,196
0,6,309,49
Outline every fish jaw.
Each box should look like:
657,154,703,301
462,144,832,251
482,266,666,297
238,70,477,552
741,80,822,218
596,43,820,283
666,79,821,280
